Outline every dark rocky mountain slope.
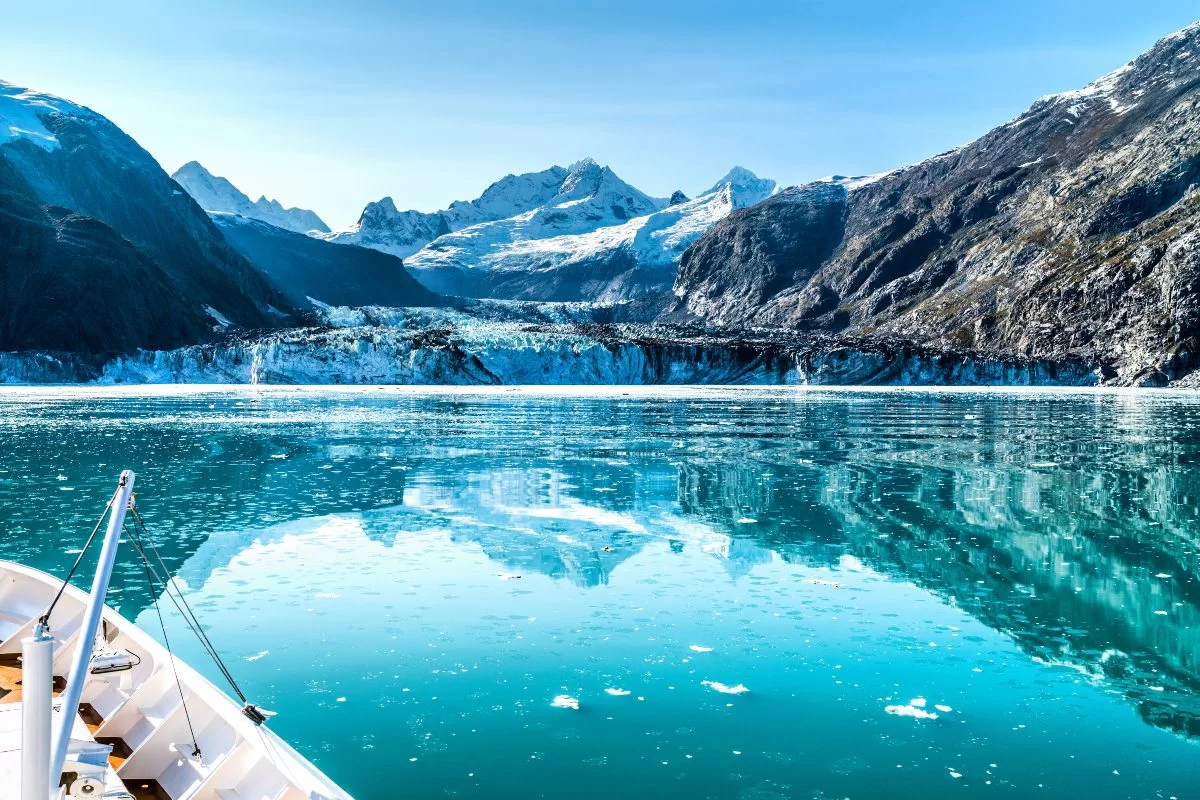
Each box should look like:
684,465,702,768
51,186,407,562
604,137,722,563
210,213,443,310
667,23,1200,385
0,82,293,355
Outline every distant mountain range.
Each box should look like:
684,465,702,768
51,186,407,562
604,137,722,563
400,161,777,301
172,161,329,234
5,20,1200,385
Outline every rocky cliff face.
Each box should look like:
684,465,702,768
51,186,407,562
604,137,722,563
0,82,294,355
668,23,1200,385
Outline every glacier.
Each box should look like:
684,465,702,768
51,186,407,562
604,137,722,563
0,302,1100,387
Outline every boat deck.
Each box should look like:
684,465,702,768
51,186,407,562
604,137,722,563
0,653,65,704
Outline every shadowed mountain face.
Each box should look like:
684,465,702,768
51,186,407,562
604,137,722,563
668,23,1200,385
0,82,293,355
210,214,443,310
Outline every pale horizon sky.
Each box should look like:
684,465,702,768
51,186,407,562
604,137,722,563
3,1,1199,229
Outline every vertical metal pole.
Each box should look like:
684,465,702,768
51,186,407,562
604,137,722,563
21,626,54,800
48,470,135,792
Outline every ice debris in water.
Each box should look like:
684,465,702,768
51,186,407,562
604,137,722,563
885,698,939,720
246,650,270,662
498,572,522,580
689,645,713,653
551,694,580,710
702,680,749,695
934,704,953,713
605,688,631,696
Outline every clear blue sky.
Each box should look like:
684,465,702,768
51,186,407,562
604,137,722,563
3,1,1198,228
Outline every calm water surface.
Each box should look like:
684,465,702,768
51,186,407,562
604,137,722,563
1,386,1198,799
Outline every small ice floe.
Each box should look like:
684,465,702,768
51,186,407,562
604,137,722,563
702,680,749,695
246,650,270,662
1154,610,1168,615
689,645,713,653
336,697,347,703
885,698,938,720
551,694,580,710
605,688,631,696
498,572,522,580
1155,573,1172,579
314,592,340,599
934,704,953,713
736,518,758,524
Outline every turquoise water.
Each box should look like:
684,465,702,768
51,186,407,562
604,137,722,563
1,387,1199,799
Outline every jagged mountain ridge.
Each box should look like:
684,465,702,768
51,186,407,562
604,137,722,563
399,161,777,302
321,164,571,258
0,81,293,355
667,22,1200,385
172,160,329,234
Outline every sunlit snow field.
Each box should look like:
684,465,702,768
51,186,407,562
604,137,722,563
1,386,1198,799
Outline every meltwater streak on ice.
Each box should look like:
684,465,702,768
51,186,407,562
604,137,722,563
0,387,1199,798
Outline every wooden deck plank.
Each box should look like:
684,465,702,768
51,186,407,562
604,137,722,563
95,735,133,771
0,653,65,704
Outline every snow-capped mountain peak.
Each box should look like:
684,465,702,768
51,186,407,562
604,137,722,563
543,157,661,220
0,81,91,152
708,166,778,203
171,160,329,234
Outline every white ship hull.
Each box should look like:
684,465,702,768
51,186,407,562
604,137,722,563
0,560,354,800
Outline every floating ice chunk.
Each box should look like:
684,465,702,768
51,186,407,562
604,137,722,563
1154,610,1168,615
497,572,522,580
605,688,631,696
314,592,340,599
689,645,713,653
1155,573,1172,579
949,771,963,779
934,704,953,713
885,702,938,720
702,680,749,695
246,650,270,662
909,697,926,707
336,697,347,703
551,694,580,710
736,517,758,524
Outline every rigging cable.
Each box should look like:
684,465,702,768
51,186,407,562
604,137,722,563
39,487,119,627
127,504,268,725
126,522,202,760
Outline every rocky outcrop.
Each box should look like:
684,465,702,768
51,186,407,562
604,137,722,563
667,23,1200,385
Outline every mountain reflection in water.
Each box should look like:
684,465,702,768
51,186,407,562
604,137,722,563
1,387,1198,796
